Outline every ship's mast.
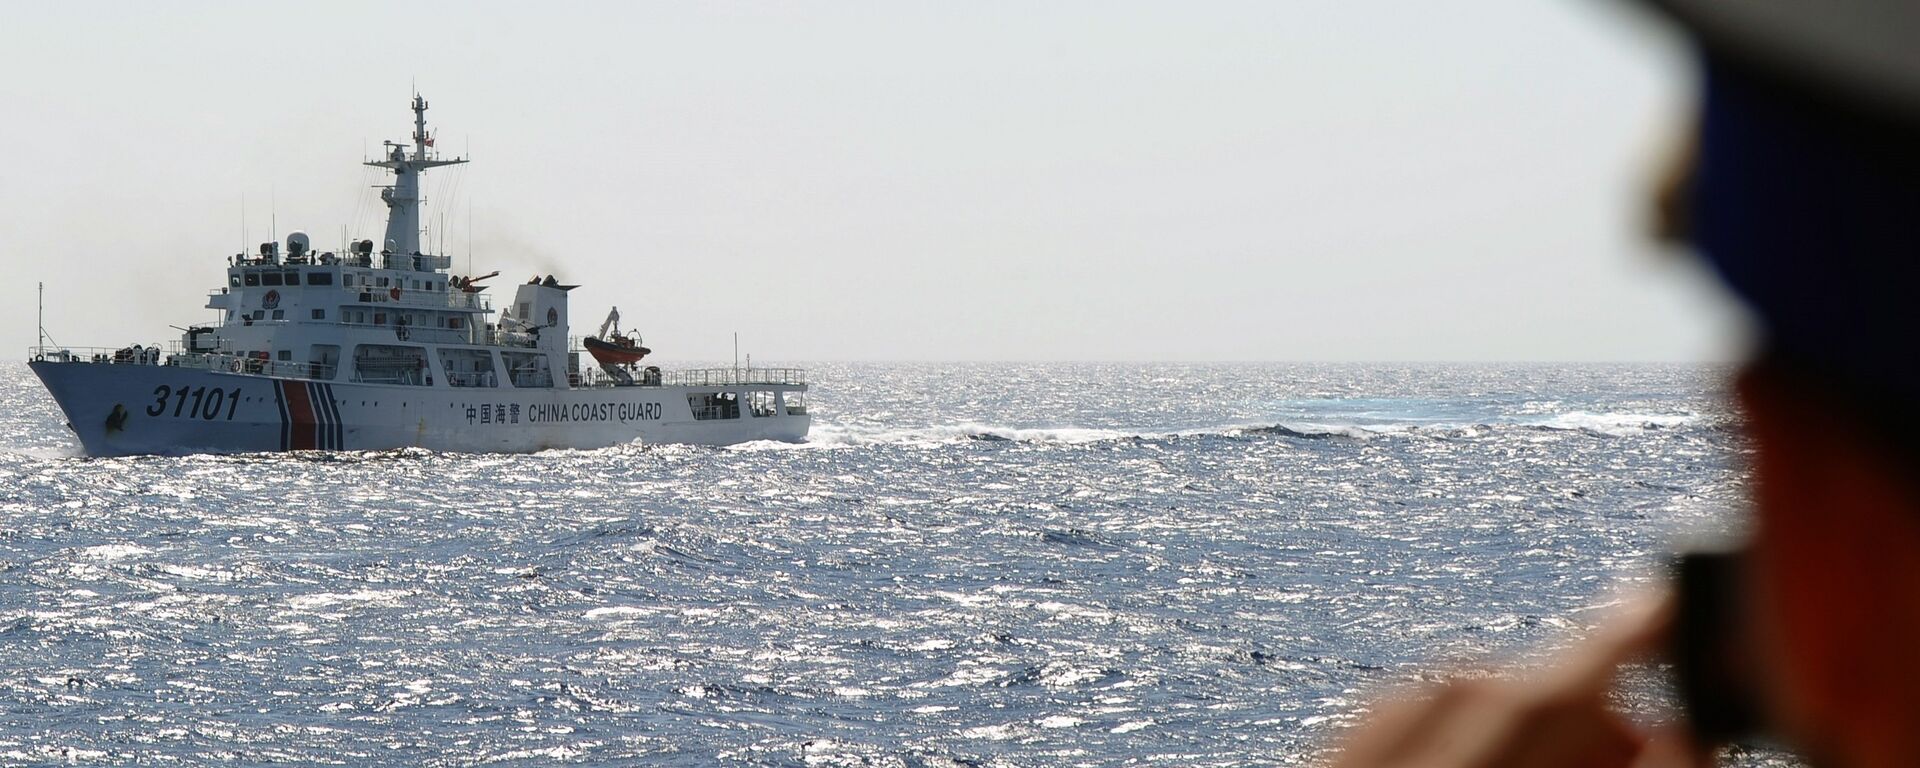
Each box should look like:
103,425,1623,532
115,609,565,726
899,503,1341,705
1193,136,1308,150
366,94,466,269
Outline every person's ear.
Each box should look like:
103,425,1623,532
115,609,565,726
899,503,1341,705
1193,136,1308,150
1651,123,1697,245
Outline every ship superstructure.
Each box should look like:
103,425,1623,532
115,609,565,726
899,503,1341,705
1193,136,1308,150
29,96,809,456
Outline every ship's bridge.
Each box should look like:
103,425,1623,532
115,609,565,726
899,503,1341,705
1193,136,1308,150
208,233,492,339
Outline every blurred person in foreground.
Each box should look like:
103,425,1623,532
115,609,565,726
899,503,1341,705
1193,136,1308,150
1332,3,1920,767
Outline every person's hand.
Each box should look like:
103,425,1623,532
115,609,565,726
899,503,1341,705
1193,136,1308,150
1329,596,1705,768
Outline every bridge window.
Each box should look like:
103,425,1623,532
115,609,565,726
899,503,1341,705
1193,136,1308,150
781,391,807,415
688,392,741,420
243,272,261,286
306,272,333,286
440,348,498,388
262,272,284,286
502,351,553,388
352,344,428,386
748,391,777,417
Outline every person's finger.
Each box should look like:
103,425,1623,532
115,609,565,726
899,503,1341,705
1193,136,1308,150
1507,698,1644,768
1330,679,1493,768
1331,592,1682,768
1420,684,1644,768
1548,591,1676,695
1629,725,1714,768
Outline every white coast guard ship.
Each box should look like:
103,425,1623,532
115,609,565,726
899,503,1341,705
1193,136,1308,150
28,96,809,457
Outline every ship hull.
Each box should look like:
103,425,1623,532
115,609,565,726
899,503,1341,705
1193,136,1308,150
30,360,808,457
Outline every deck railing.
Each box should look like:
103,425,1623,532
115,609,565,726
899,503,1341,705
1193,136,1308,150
444,371,499,388
508,371,553,388
661,367,808,387
172,353,330,379
29,346,334,380
343,289,490,311
478,328,540,348
30,345,166,365
210,286,493,312
230,251,455,272
572,365,807,389
350,369,426,386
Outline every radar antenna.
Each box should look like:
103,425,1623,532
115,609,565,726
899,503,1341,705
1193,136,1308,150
365,94,467,269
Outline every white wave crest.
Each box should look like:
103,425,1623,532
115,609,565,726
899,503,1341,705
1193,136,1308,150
3,445,84,460
769,422,1133,449
78,543,151,562
1528,411,1701,436
286,589,412,612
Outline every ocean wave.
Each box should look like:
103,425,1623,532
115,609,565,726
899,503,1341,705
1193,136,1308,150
1230,424,1380,440
76,543,152,562
736,422,1136,450
1522,411,1701,436
763,411,1708,450
0,445,82,460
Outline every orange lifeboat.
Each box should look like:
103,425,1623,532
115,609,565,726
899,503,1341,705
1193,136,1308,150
584,334,650,366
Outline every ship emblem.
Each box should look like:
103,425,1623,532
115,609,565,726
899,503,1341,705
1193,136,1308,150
262,290,280,309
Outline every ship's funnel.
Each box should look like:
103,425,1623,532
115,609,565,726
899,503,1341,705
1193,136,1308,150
511,282,571,352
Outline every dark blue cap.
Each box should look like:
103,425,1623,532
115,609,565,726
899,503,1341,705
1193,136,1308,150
1693,57,1920,403
1639,0,1920,403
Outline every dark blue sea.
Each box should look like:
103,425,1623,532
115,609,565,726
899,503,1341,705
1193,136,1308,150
0,362,1785,765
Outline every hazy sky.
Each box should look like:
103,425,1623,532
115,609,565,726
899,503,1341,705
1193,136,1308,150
0,1,1749,362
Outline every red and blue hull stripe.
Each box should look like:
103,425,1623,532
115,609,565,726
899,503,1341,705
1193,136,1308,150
271,380,343,450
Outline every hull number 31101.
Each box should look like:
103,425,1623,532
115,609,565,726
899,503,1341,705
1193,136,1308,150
147,385,243,421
